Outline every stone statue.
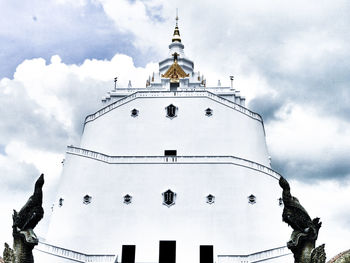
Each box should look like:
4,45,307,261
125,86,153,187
11,174,44,263
3,243,14,263
279,176,326,263
328,249,350,263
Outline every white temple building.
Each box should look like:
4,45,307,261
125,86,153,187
35,16,293,263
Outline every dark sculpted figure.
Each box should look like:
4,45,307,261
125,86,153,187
279,176,326,263
11,174,44,263
328,249,350,263
3,243,15,263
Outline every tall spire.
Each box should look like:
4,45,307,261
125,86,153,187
176,8,178,26
172,9,181,43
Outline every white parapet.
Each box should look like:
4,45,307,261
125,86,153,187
218,246,292,263
81,91,269,166
87,90,262,124
66,146,280,180
35,241,117,263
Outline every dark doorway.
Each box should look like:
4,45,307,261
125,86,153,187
200,245,213,263
170,82,179,91
159,241,176,263
164,150,177,156
121,245,136,263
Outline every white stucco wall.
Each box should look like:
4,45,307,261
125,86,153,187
81,95,269,166
46,153,290,263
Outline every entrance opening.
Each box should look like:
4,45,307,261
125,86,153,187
200,245,213,263
170,82,179,91
121,245,136,263
159,241,176,263
164,150,177,156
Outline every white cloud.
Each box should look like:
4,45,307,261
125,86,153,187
54,0,88,7
10,54,158,133
97,0,170,54
277,30,345,73
5,141,63,180
267,104,350,163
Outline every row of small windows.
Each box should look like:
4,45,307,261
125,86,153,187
130,104,213,118
55,192,284,209
58,195,92,208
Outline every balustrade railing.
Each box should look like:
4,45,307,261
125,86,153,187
35,241,117,263
36,241,289,263
218,246,291,263
66,146,280,180
85,91,262,125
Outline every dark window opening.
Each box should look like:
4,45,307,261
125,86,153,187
170,82,179,91
83,194,92,205
248,194,256,204
131,109,139,117
165,104,178,119
206,194,215,204
205,108,213,116
164,150,177,156
58,198,64,207
162,189,176,207
124,194,132,204
200,245,214,263
159,241,176,263
121,245,136,263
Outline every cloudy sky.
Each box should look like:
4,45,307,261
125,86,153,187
1,0,350,259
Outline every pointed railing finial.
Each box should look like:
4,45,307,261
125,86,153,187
114,76,118,90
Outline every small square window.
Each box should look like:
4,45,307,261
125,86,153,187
164,150,177,156
124,194,132,204
205,108,213,116
206,194,215,204
248,194,256,204
83,195,92,205
131,109,139,117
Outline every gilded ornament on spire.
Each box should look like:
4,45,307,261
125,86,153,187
172,9,181,43
161,59,189,83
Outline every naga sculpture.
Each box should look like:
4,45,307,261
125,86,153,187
279,176,326,263
11,174,44,263
3,243,14,263
328,249,350,263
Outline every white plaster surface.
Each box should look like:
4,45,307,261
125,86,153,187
81,96,269,166
46,153,290,263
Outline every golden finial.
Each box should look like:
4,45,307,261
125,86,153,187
172,9,181,43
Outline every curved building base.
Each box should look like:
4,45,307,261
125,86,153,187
34,242,293,263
